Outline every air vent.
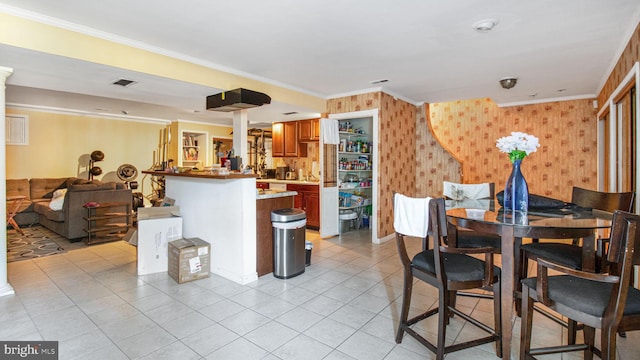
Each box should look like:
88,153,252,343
369,79,389,85
283,111,298,115
112,78,137,87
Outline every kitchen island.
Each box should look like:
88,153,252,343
143,171,295,284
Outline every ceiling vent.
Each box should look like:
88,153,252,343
206,88,271,112
112,78,137,87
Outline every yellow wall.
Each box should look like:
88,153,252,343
0,13,325,112
168,121,233,167
5,108,230,203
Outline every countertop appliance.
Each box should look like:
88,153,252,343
276,166,289,180
265,169,276,179
285,171,298,180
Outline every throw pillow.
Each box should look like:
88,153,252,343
49,189,68,211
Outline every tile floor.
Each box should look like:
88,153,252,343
2,228,639,359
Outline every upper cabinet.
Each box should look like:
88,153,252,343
298,118,320,142
272,122,308,158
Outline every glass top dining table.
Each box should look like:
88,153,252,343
445,199,612,359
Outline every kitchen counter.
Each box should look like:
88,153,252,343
144,170,258,180
256,190,298,200
257,179,319,185
148,170,258,284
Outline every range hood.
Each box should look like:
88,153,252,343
206,88,271,112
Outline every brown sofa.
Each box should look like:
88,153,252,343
7,177,132,241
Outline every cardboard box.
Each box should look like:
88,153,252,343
168,238,211,284
136,206,182,275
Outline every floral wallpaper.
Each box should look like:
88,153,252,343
415,104,461,198
428,98,598,201
598,21,640,106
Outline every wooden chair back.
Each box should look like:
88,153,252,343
571,186,635,213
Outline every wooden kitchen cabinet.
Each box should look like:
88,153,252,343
287,184,319,229
272,122,308,158
272,123,285,157
298,118,320,142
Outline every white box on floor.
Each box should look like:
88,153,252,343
137,206,182,275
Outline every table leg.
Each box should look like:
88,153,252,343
581,234,596,272
501,225,515,359
6,198,25,236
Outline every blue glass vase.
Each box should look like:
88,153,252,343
504,159,529,213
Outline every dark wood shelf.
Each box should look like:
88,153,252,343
84,201,131,245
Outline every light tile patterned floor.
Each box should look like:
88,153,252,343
2,228,639,359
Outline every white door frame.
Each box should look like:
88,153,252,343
328,109,380,243
596,62,639,213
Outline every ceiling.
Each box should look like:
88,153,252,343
2,1,640,127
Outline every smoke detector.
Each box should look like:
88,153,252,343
473,19,498,33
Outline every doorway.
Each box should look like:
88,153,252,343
597,62,639,213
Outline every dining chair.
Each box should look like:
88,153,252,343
443,181,502,251
394,194,502,360
520,209,640,360
518,186,635,335
444,182,502,301
519,187,634,283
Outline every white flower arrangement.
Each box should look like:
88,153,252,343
496,132,540,162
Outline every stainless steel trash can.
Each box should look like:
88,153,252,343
271,208,306,279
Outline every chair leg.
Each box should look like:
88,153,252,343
520,286,534,360
447,290,457,323
584,326,595,360
492,281,502,358
396,272,413,344
568,319,578,344
601,325,618,360
437,288,448,360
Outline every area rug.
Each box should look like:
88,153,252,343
7,226,67,262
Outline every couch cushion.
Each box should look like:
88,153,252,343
6,179,31,200
30,178,71,199
34,202,65,222
68,182,117,192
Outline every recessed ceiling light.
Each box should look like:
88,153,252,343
473,19,498,33
121,110,128,115
112,78,137,87
529,93,538,98
557,89,567,92
369,79,389,85
283,111,298,115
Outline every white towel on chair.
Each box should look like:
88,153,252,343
393,194,431,237
443,182,490,200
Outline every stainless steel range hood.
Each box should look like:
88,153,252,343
206,88,271,112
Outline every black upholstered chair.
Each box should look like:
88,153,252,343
394,195,502,360
520,209,640,360
444,182,502,300
519,187,634,291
